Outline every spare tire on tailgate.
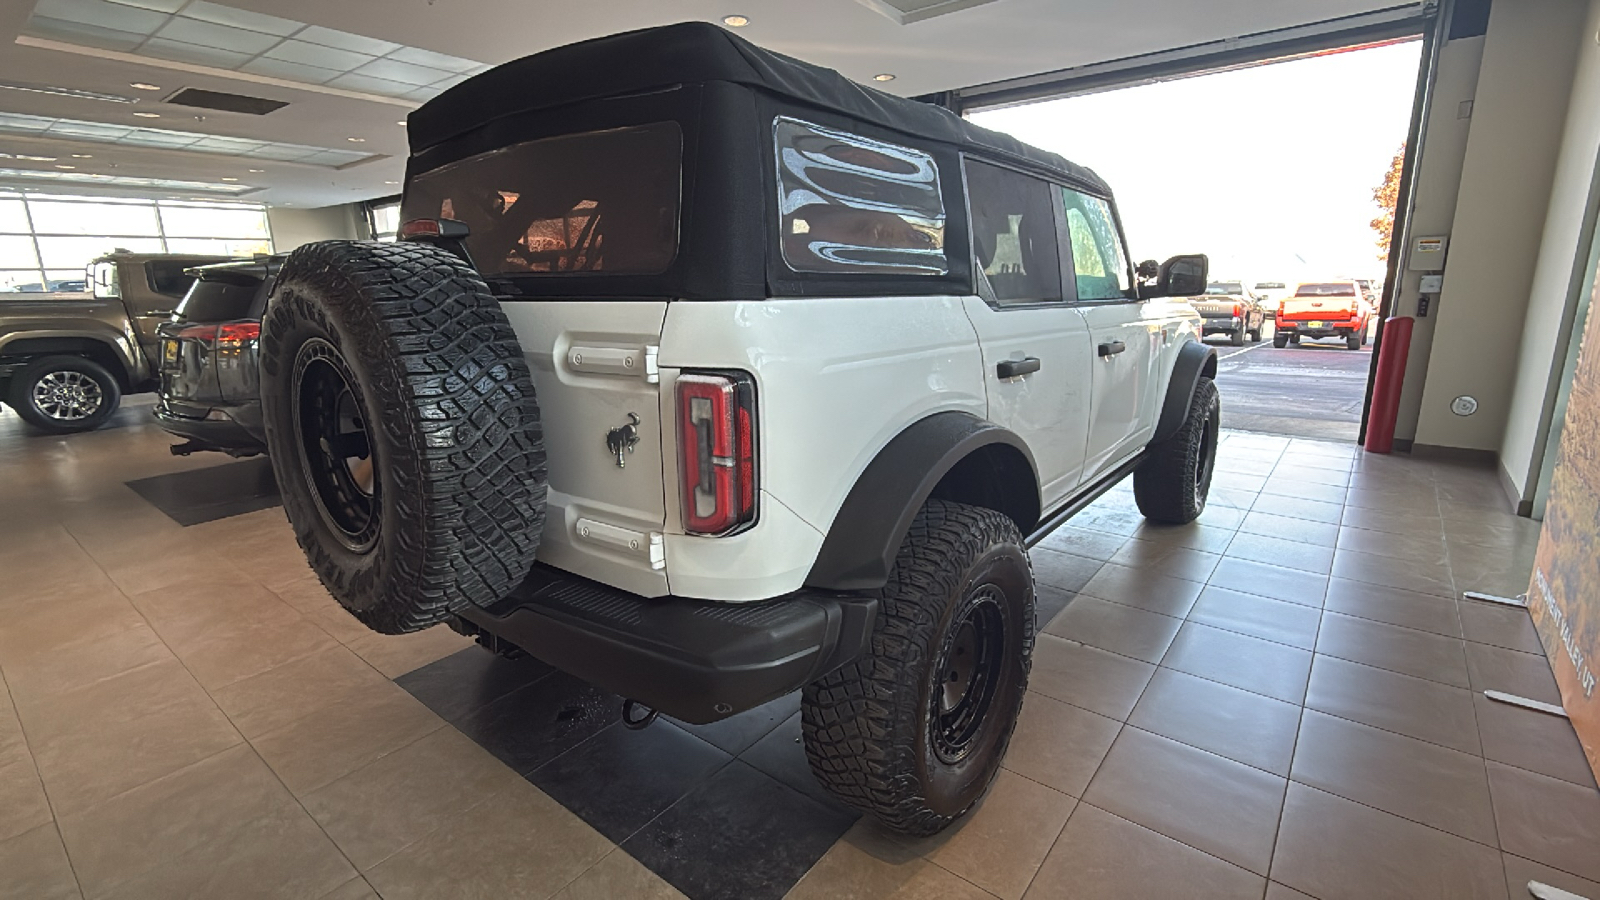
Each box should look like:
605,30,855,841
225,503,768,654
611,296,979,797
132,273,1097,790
260,241,547,634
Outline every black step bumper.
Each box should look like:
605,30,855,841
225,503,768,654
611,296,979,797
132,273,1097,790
453,564,878,724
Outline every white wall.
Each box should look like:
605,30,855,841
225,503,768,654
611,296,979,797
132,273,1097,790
1393,34,1486,443
1413,0,1587,452
1499,0,1600,505
266,203,368,251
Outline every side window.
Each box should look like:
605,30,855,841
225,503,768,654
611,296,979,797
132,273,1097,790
1061,188,1131,301
965,160,1062,305
774,118,947,275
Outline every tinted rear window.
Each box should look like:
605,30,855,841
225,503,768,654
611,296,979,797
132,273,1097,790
1295,283,1357,297
176,278,260,322
1206,282,1244,294
402,123,682,278
146,259,217,298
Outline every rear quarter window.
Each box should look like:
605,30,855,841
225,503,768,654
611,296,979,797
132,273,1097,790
176,278,261,322
775,118,947,276
146,259,220,299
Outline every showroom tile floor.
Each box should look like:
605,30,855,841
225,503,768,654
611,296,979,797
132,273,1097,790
1,401,1597,900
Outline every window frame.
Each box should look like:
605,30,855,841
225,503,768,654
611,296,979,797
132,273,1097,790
960,153,1075,311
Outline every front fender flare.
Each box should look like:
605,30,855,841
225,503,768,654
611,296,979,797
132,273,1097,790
1153,340,1218,444
804,411,1038,592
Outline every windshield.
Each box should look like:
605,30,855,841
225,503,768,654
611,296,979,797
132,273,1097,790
1295,282,1357,297
1255,282,1284,290
402,122,682,278
1206,282,1244,294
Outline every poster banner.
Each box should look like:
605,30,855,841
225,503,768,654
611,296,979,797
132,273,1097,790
1529,271,1600,783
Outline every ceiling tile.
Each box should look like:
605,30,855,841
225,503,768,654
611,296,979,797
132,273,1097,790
106,0,186,11
295,25,399,57
24,16,148,51
263,39,374,71
383,46,480,74
117,131,205,147
0,114,54,132
141,36,254,67
247,144,319,161
33,0,167,34
350,58,452,86
239,57,342,84
179,0,303,36
156,17,282,53
188,135,268,153
47,122,134,139
326,72,412,97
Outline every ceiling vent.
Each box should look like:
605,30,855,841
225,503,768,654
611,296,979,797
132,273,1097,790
164,88,288,116
855,0,1001,25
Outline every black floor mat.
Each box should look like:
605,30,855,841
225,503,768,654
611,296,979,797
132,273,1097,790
126,457,280,525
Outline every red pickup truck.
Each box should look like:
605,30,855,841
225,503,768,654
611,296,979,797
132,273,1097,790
1274,281,1373,350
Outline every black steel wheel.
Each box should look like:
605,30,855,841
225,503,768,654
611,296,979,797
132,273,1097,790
1134,376,1220,524
7,355,121,434
802,499,1034,836
260,241,547,634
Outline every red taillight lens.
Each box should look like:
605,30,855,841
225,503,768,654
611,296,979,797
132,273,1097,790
677,371,757,536
399,218,442,240
215,322,260,347
1232,302,1242,317
175,323,217,341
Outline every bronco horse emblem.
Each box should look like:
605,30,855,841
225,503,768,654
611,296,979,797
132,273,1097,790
606,412,641,468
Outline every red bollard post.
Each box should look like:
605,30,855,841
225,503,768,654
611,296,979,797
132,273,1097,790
1365,316,1414,454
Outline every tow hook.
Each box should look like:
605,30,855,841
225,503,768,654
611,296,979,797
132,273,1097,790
621,699,659,730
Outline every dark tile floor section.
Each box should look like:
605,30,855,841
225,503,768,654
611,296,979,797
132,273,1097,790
126,456,281,525
397,649,858,900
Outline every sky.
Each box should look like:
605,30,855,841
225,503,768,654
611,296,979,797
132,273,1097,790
970,39,1423,286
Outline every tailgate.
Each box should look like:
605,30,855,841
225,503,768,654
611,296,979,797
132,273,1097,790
1192,299,1237,316
1281,298,1353,320
499,300,671,597
155,321,222,407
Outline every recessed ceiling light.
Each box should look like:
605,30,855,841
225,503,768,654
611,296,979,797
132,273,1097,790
71,153,93,158
55,164,75,170
397,120,407,127
384,180,399,185
133,112,161,118
248,169,264,173
873,73,896,82
15,154,56,162
722,15,749,26
129,82,161,91
221,177,239,182
347,136,366,143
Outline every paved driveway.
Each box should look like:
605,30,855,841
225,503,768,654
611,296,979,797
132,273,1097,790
1207,323,1373,441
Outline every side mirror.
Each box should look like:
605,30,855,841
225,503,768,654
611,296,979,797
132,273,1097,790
1139,254,1209,299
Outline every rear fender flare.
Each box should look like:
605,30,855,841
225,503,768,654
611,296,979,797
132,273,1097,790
804,411,1039,591
1153,340,1218,443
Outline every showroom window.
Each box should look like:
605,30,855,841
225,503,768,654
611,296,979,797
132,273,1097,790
775,118,947,276
368,200,401,242
0,192,273,292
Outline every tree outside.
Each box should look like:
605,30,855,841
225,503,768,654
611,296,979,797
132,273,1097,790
1371,144,1405,262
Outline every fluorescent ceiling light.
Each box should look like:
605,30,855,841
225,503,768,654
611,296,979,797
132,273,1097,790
25,0,489,102
0,80,135,103
722,15,750,26
133,112,162,118
130,82,162,91
873,73,896,81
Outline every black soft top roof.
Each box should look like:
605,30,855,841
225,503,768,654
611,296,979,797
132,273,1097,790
409,21,1110,196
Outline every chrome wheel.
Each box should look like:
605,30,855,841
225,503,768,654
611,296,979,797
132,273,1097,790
31,370,104,422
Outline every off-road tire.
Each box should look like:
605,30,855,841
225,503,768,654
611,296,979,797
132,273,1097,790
260,241,547,634
801,500,1034,836
1229,328,1245,347
8,355,121,434
1346,332,1362,351
1273,332,1288,349
1134,376,1220,524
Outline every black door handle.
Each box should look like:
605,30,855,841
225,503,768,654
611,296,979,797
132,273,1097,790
1098,340,1126,358
996,357,1041,379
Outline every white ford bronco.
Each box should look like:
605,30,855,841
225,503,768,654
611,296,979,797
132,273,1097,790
259,23,1217,836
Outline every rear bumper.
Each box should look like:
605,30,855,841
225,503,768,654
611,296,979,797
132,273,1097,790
1276,320,1356,337
1200,315,1242,333
453,563,878,724
153,400,266,451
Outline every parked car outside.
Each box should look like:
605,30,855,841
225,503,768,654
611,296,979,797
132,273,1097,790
153,257,279,456
1252,280,1293,314
0,252,234,433
255,22,1218,838
1191,280,1265,346
1274,280,1374,350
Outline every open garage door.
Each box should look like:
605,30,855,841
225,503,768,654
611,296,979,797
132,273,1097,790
947,1,1487,443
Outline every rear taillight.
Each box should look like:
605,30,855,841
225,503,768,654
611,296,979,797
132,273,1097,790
215,322,260,347
1232,302,1242,317
174,322,259,348
677,371,757,536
